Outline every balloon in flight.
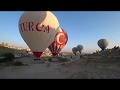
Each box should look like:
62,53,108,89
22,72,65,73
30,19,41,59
18,11,60,58
97,39,109,51
77,45,83,54
48,28,68,56
72,47,78,55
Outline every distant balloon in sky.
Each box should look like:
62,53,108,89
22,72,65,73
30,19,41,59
18,11,59,58
97,39,109,51
48,28,68,56
72,47,78,55
77,45,83,54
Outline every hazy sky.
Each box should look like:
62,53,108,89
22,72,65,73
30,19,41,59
0,11,120,53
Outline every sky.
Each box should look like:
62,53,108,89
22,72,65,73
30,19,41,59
0,11,120,53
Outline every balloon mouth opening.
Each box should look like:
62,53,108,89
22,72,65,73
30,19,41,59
102,49,105,51
52,53,58,56
101,47,105,51
33,52,43,58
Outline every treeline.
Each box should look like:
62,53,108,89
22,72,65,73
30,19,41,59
0,42,9,47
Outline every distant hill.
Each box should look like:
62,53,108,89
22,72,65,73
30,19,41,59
92,46,120,58
0,46,24,55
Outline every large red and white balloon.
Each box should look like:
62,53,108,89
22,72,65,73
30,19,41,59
18,11,59,58
48,28,68,56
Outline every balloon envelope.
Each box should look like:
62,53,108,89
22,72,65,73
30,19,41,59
77,45,83,54
18,11,59,58
97,39,109,51
48,28,68,56
72,47,78,55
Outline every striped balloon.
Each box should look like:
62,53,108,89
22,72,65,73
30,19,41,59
48,28,68,56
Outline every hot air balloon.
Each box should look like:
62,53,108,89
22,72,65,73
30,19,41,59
97,39,109,51
48,28,68,56
18,11,59,59
77,45,83,54
72,47,78,55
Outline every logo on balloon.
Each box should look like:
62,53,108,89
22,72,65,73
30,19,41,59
55,29,67,45
19,22,50,33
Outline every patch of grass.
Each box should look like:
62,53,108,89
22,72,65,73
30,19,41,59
71,59,99,67
0,62,15,69
51,57,59,62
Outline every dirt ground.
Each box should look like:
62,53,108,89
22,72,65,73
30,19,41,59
0,56,120,79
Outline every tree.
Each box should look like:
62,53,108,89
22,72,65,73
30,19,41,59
1,42,4,47
5,43,8,47
3,53,15,62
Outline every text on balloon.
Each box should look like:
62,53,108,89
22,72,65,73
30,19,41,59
19,22,50,33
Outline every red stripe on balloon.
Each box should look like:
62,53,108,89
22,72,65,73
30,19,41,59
52,53,58,56
33,52,43,58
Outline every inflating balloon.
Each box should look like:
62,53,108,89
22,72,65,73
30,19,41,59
77,45,83,54
48,28,68,56
18,11,59,58
97,39,109,51
72,47,78,55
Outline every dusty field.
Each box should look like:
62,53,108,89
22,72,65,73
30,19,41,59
0,56,120,79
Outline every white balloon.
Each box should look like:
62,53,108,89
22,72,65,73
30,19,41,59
77,45,83,53
18,11,59,58
72,47,78,55
97,39,109,51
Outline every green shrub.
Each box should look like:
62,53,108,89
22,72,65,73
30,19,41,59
3,53,15,62
48,58,52,62
80,55,83,58
14,61,23,66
